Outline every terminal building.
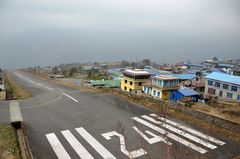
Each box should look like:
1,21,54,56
121,69,151,93
143,75,179,100
204,72,240,102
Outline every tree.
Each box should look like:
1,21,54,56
63,69,69,77
121,60,130,67
77,65,82,73
212,57,218,61
52,66,58,74
69,67,77,76
142,59,151,66
130,62,138,68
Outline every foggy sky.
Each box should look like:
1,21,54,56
0,0,240,69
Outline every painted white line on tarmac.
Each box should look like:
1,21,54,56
133,126,172,145
150,114,225,146
46,87,54,91
46,133,71,159
62,93,79,102
132,117,208,154
36,83,42,86
76,127,116,159
61,130,94,159
142,115,217,149
102,131,147,158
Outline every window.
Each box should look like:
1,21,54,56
153,79,157,84
208,88,212,94
238,95,240,100
223,84,229,90
125,80,127,84
231,85,238,92
215,82,220,88
139,82,142,86
208,80,213,86
130,81,133,85
157,91,160,97
219,91,223,97
153,90,156,96
144,86,146,91
227,92,232,98
129,88,132,92
124,87,127,90
159,80,162,86
212,89,216,95
208,88,215,95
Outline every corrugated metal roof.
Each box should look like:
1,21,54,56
178,89,198,96
91,80,121,87
125,69,150,74
205,72,240,85
153,75,178,80
170,74,195,80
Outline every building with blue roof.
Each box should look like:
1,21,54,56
144,68,171,77
170,74,195,81
204,72,240,101
170,89,199,101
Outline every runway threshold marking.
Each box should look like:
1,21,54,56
149,114,225,146
46,133,71,159
141,115,217,149
45,114,226,158
132,117,208,154
76,127,116,159
61,130,94,159
62,93,79,103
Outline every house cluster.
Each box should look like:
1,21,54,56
120,69,199,102
86,58,240,103
120,68,240,103
26,58,240,103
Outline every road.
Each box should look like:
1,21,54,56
0,71,240,159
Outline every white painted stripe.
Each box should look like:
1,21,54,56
36,83,42,86
46,133,71,159
142,115,217,149
150,114,225,146
102,131,147,158
61,130,94,159
133,126,172,145
62,93,79,102
132,117,208,154
76,127,116,159
46,87,54,91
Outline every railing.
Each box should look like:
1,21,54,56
151,84,179,90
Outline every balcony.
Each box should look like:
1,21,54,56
151,83,179,90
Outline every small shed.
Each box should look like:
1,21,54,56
170,89,199,101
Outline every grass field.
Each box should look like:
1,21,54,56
0,125,20,159
4,71,31,99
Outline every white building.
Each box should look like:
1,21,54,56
204,72,240,101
